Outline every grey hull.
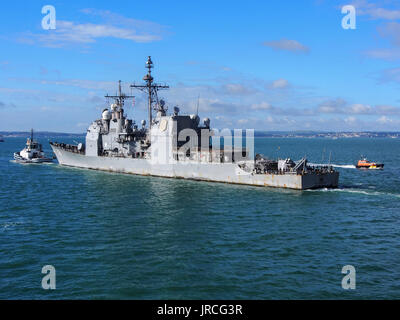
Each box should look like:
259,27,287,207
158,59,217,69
51,145,339,190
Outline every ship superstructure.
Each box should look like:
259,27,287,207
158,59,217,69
50,57,339,189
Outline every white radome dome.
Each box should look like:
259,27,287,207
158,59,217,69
102,110,111,120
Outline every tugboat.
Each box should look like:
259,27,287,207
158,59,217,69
356,158,384,170
14,129,53,163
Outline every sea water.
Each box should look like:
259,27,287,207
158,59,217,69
0,137,399,299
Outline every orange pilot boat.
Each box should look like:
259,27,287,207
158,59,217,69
356,158,384,170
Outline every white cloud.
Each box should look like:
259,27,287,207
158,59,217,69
81,8,167,34
377,115,392,124
352,0,400,20
76,122,89,127
370,8,400,20
344,116,357,124
356,2,400,60
378,67,400,83
4,65,400,131
17,10,167,48
34,21,162,47
319,105,337,113
349,103,372,114
223,83,255,95
262,116,297,129
0,61,10,70
316,99,400,117
377,22,400,47
375,105,400,114
40,106,54,111
251,102,273,110
364,48,400,60
0,101,17,109
271,79,289,89
8,77,120,91
317,98,347,113
263,39,309,53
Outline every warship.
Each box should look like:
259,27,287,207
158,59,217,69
50,57,339,190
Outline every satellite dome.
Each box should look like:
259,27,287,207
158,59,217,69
102,110,111,120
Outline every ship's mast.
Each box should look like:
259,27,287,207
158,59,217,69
105,80,135,107
130,56,169,129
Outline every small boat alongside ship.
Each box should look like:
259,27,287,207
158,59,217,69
356,158,384,170
14,129,53,163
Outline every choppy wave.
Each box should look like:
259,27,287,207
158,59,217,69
1,222,22,231
2,136,400,299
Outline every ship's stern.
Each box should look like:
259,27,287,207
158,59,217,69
301,171,339,189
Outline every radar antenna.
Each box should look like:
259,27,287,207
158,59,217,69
105,80,135,107
130,56,169,129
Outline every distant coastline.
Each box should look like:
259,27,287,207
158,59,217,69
1,131,399,139
0,131,85,138
254,131,400,138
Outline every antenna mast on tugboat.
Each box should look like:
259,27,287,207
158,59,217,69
130,56,169,129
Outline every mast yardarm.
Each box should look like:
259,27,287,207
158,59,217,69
130,56,169,129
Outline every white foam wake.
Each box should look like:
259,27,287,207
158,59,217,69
306,188,400,198
310,163,356,169
331,164,356,169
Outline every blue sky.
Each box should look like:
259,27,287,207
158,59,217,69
1,0,400,132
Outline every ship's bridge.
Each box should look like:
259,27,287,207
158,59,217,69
149,110,212,163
